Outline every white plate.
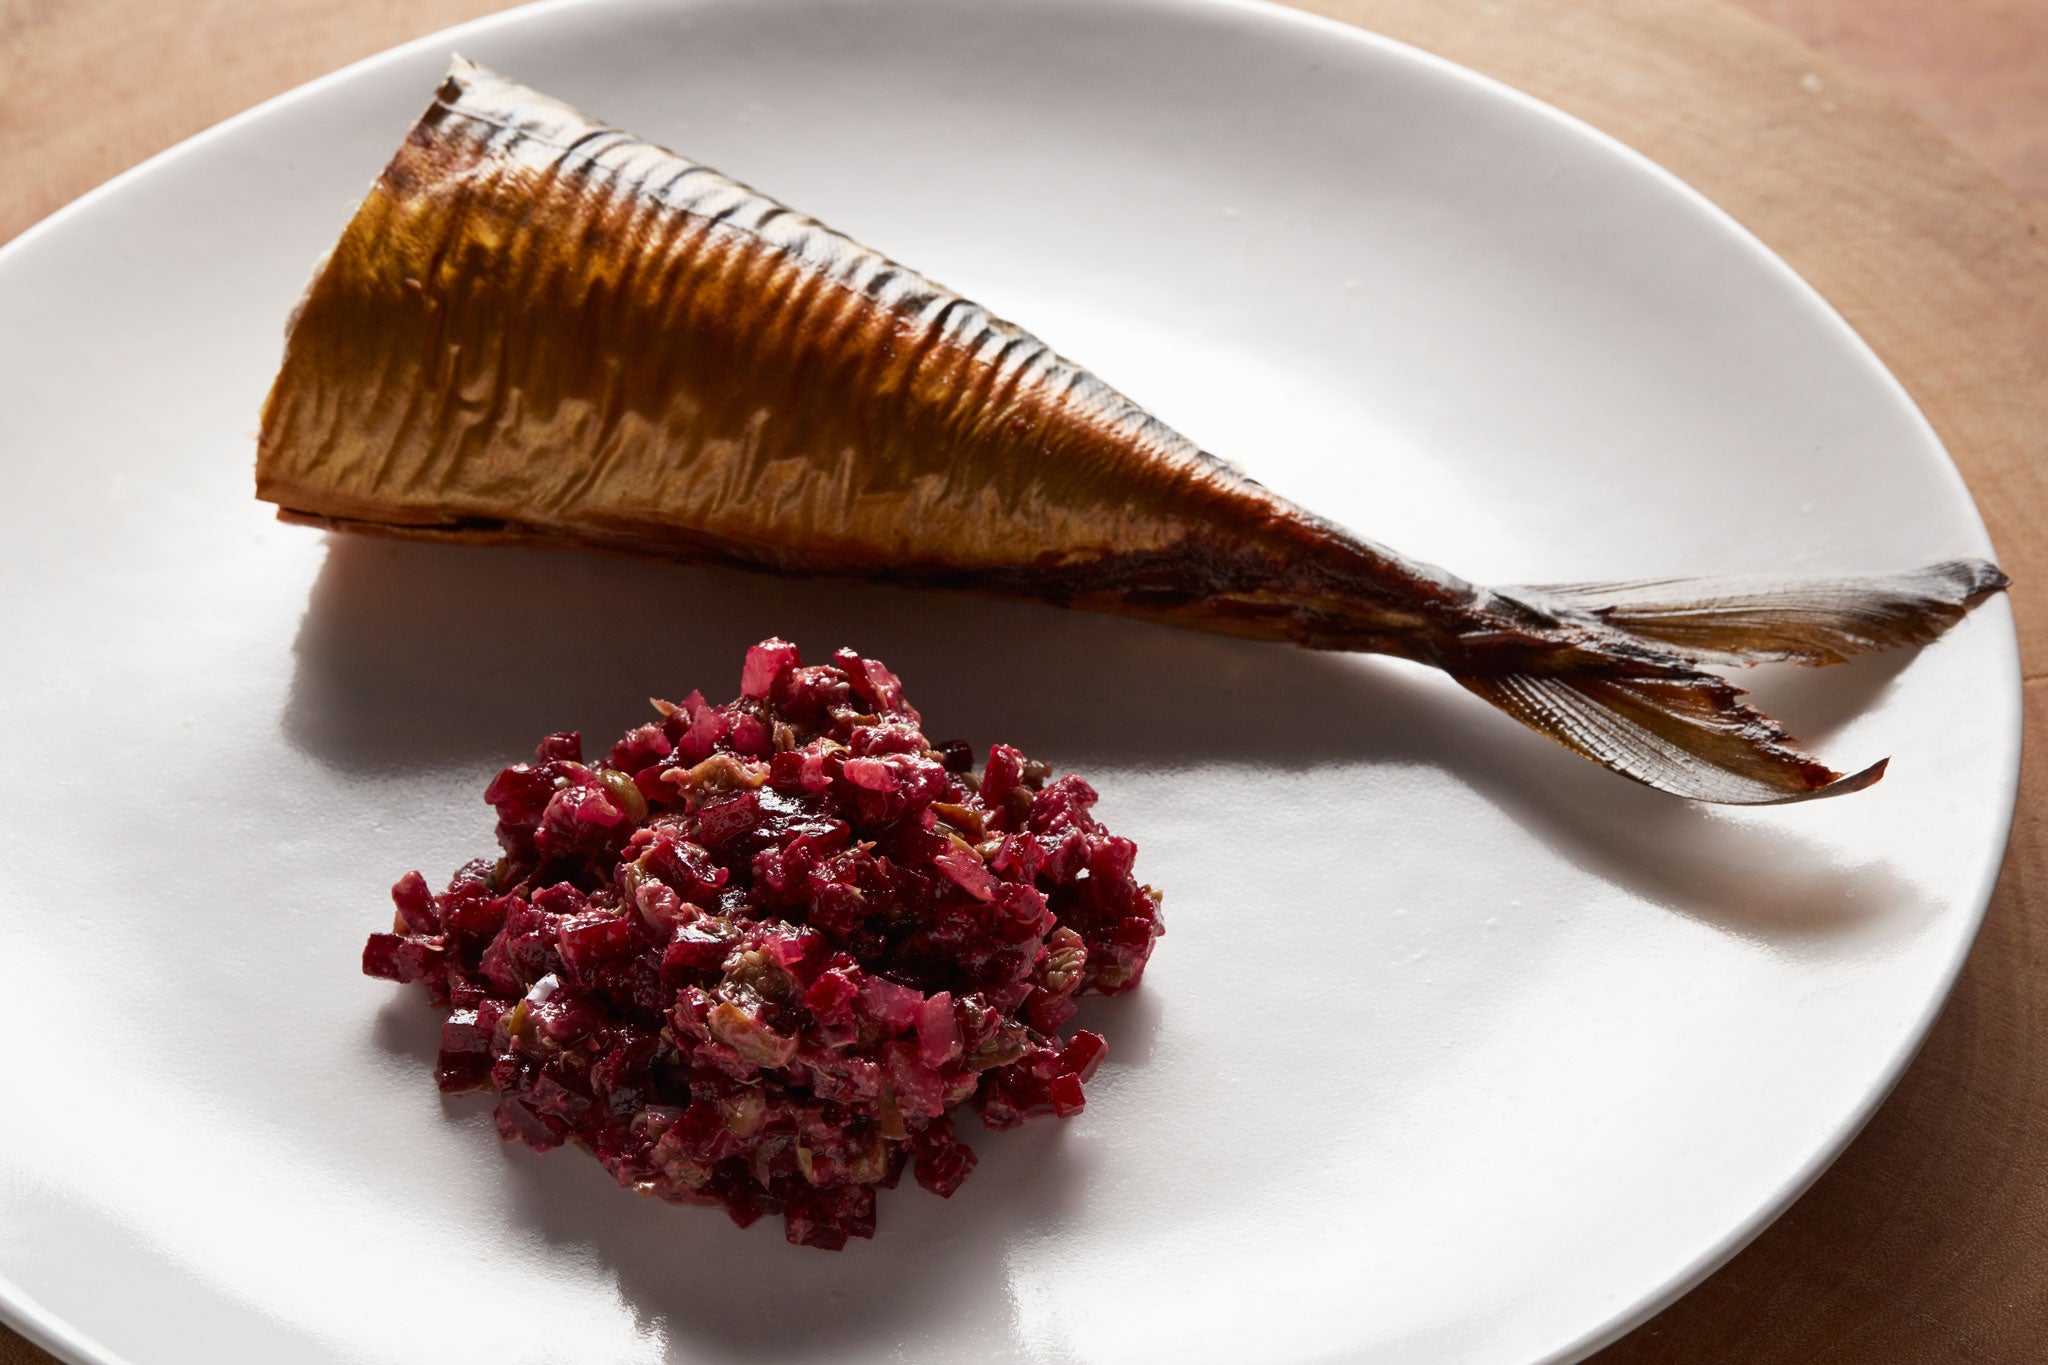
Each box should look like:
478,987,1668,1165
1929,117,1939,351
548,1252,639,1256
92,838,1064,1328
0,1,2020,1361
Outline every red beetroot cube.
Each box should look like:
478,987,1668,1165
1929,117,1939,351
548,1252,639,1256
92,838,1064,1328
857,976,923,1032
916,992,963,1067
391,870,438,933
557,912,639,977
741,638,802,699
802,968,859,1022
912,1122,978,1198
1059,1030,1108,1083
534,732,583,764
362,932,445,984
663,924,730,976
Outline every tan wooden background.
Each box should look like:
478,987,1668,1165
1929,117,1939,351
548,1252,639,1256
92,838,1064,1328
4,0,2044,1359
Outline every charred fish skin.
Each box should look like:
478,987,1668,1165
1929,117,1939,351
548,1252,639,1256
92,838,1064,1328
257,61,2008,805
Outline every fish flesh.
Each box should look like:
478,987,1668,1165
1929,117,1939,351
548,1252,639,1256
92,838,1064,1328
256,60,2008,804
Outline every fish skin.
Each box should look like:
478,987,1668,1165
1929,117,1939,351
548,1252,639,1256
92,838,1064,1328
256,60,2008,804
257,60,1463,656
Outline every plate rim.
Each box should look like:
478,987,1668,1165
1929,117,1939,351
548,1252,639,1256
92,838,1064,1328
0,0,2022,1361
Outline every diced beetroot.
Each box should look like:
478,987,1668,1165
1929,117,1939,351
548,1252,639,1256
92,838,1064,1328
483,763,553,825
1059,1029,1108,1083
805,878,867,939
545,782,625,830
841,756,900,792
362,932,445,983
886,1038,950,1118
663,924,730,976
360,639,1161,1249
911,1119,978,1198
557,912,639,982
530,883,588,918
632,881,688,936
750,842,813,906
477,926,521,995
980,744,1025,811
849,717,923,758
694,793,760,849
1037,826,1091,883
777,665,852,721
440,1006,489,1056
1028,774,1100,833
391,870,438,934
517,975,604,1047
762,926,826,981
1026,989,1077,1033
784,1186,867,1250
797,746,836,793
833,648,908,714
443,890,512,940
635,832,727,903
676,696,731,765
857,977,923,1032
495,1097,567,1151
992,882,1052,940
436,1051,492,1093
933,845,996,901
741,638,802,699
534,732,583,764
729,713,772,758
528,1072,595,1124
802,967,859,1021
916,991,962,1067
608,722,673,774
717,1178,771,1229
592,1030,658,1096
1089,836,1139,882
435,1006,493,1091
988,832,1045,882
900,758,948,803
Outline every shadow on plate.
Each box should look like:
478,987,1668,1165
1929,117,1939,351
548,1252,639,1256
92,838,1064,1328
371,976,1161,1359
321,536,1938,1349
286,535,1931,951
497,1103,1079,1361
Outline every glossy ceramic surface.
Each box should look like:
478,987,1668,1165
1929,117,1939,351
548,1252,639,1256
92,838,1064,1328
0,1,2019,1361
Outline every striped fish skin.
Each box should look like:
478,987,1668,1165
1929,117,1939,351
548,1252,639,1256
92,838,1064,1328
256,61,2007,804
259,60,1462,661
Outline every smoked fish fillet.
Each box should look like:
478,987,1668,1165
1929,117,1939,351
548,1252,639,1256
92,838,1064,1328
257,60,2009,804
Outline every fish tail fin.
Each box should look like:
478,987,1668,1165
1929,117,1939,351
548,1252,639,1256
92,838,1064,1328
1509,557,2009,667
1447,558,2007,804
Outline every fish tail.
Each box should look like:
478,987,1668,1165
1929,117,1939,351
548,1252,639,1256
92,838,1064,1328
1443,558,2008,804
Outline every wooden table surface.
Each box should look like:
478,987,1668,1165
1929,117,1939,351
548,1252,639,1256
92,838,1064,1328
4,0,2044,1360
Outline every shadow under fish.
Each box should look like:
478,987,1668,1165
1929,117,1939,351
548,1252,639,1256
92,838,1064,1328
256,59,2008,805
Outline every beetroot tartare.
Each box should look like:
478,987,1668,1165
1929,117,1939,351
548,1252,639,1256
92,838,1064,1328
363,639,1163,1248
